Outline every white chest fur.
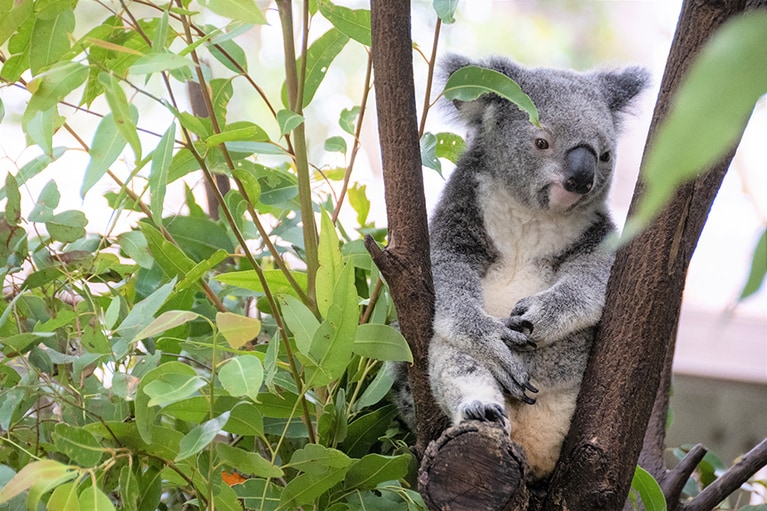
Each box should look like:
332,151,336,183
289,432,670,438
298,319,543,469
478,180,592,317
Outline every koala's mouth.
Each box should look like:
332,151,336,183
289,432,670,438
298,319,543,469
547,182,588,211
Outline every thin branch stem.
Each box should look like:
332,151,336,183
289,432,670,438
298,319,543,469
418,18,442,138
683,438,767,511
662,443,708,511
331,52,373,224
277,0,319,311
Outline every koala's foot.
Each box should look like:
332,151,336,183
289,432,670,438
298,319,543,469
459,400,510,433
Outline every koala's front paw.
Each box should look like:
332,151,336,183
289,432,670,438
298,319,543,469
459,400,510,433
475,329,539,405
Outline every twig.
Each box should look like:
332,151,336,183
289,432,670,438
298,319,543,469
662,443,707,510
683,438,767,511
418,18,442,138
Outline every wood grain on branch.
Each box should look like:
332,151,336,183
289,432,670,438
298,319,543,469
542,1,763,509
368,0,447,455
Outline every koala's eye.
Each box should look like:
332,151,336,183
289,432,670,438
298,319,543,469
600,151,611,162
534,138,549,150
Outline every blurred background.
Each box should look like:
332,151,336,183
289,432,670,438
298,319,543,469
1,0,765,492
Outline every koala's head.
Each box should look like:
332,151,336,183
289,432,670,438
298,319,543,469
442,55,650,213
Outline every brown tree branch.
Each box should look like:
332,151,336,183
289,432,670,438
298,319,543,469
542,1,759,509
683,438,767,511
367,0,447,456
661,444,708,511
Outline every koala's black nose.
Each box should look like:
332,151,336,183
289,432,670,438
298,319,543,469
564,146,597,194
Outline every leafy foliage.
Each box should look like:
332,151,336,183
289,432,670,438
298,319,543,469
0,0,447,508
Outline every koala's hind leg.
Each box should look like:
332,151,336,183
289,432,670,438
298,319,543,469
429,340,510,432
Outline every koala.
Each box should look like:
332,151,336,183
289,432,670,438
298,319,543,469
427,55,649,479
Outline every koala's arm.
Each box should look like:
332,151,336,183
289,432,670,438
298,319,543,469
430,174,536,401
509,212,615,346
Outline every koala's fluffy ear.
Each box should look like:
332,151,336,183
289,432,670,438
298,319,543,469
440,54,486,126
596,66,651,112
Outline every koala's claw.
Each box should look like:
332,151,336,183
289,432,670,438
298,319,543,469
506,317,534,336
461,401,510,431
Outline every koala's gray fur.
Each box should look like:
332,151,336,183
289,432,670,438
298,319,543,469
427,55,649,479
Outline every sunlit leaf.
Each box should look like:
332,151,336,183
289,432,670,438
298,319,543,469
215,311,261,349
78,484,115,511
283,28,349,109
317,0,371,46
316,209,344,318
624,11,767,240
218,355,264,401
277,109,305,137
132,310,198,343
48,482,79,511
143,372,206,408
443,65,539,126
199,0,267,25
433,0,459,24
98,73,142,160
29,8,74,74
214,269,307,298
0,460,77,505
130,52,192,75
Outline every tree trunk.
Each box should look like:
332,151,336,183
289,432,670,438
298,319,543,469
367,0,448,456
542,1,763,510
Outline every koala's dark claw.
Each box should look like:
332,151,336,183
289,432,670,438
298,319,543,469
462,400,508,425
526,339,538,349
506,317,534,336
521,394,537,405
524,381,539,394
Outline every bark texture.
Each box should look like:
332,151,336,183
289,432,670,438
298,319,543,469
542,1,764,510
367,0,448,455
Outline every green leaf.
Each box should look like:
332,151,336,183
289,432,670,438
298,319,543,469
205,121,269,147
23,107,64,156
354,363,395,410
288,444,352,474
116,278,176,341
740,228,767,300
27,61,88,115
354,323,412,362
215,311,261,350
630,465,667,511
625,11,767,239
232,167,261,204
317,0,371,46
308,263,358,385
131,310,198,343
29,8,74,74
339,106,359,135
420,132,441,174
175,411,231,461
218,355,264,401
214,269,307,298
4,173,20,225
117,230,154,269
98,73,142,160
199,0,267,25
280,467,349,508
149,123,176,226
324,135,347,154
433,0,459,24
0,459,77,505
130,52,192,75
48,482,80,511
435,131,466,163
82,113,131,197
347,183,370,227
443,65,539,126
0,0,32,47
52,423,104,467
143,372,207,407
177,248,229,291
138,222,196,279
341,405,398,458
277,109,305,137
279,294,320,355
344,454,410,490
216,443,284,478
284,28,349,109
316,209,344,318
29,179,59,222
46,210,87,243
78,484,116,511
